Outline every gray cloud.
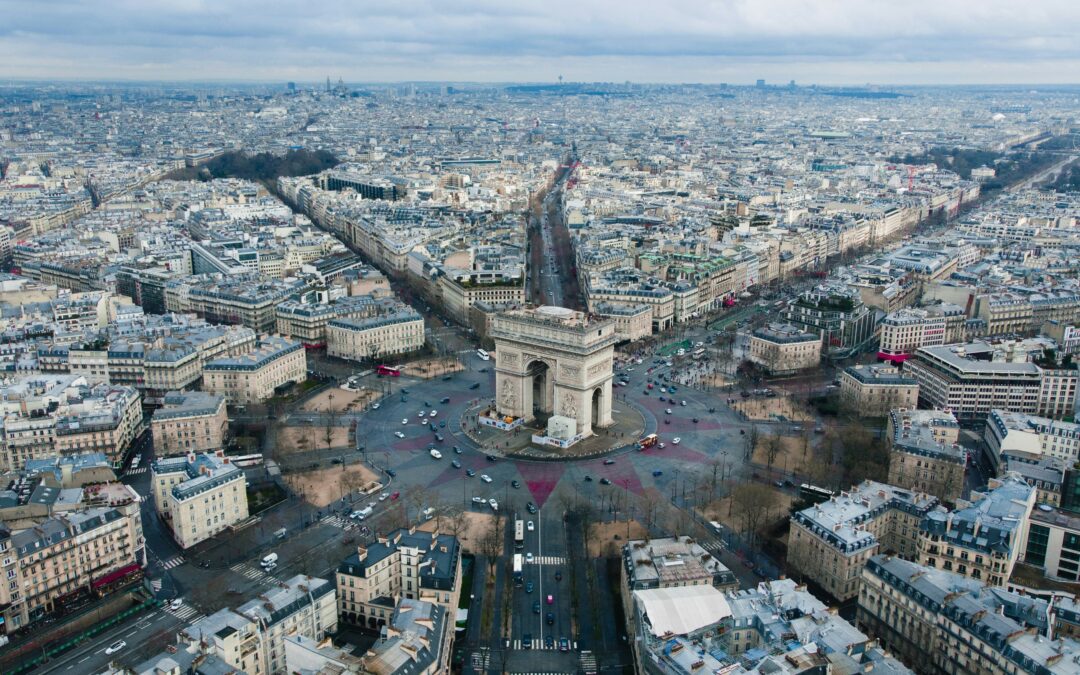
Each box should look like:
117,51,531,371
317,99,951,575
1,0,1078,83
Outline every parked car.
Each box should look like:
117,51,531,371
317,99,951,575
472,496,485,504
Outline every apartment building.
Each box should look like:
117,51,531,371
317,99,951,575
150,450,249,549
202,335,306,405
621,535,737,592
877,303,966,362
858,555,1080,675
974,292,1035,336
178,574,336,675
437,275,526,325
917,475,1035,587
349,598,452,675
747,322,822,375
886,409,965,503
325,309,425,362
838,364,919,416
167,274,304,333
274,294,377,346
985,409,1080,471
336,528,461,630
904,342,1079,422
0,375,143,471
151,391,228,455
593,302,652,343
1023,505,1080,584
782,284,876,356
787,480,939,601
0,495,144,635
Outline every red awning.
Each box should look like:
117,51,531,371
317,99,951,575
92,562,141,589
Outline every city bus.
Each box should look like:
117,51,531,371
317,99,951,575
514,519,524,551
637,433,658,450
691,348,706,359
476,349,490,361
799,483,834,504
376,364,402,377
513,554,523,586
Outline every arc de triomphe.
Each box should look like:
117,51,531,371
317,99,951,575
491,306,616,437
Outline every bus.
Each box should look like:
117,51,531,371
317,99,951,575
691,348,706,359
637,433,658,450
513,554,523,586
514,519,524,551
799,483,834,504
476,349,490,361
376,364,402,377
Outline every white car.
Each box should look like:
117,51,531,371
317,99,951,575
417,411,425,417
170,598,184,610
472,496,485,504
105,640,127,655
429,449,442,460
680,400,687,406
527,520,535,531
525,552,534,563
430,410,437,417
672,437,681,445
371,403,380,409
665,408,673,414
480,474,493,483
401,418,408,425
658,442,666,449
394,431,405,438
379,492,389,501
489,499,499,510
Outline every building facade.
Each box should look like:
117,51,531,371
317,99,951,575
150,391,228,455
202,335,306,405
150,451,249,549
886,409,965,503
747,322,822,375
839,364,920,416
325,309,425,362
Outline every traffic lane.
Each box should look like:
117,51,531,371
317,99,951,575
40,609,184,674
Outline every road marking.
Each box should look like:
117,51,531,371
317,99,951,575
125,629,137,637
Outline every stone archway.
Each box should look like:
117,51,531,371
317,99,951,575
492,307,617,438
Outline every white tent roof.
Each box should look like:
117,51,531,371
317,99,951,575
633,585,732,637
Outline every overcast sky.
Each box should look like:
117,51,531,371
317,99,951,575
2,0,1079,85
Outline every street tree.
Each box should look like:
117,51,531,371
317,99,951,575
730,483,780,548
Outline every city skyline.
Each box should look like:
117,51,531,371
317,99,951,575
2,0,1080,85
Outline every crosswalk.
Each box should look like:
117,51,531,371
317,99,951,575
701,541,725,554
510,638,579,651
580,650,598,674
161,556,185,570
150,579,163,592
526,556,565,566
166,604,204,623
320,514,350,528
125,467,148,476
230,562,270,580
470,650,491,672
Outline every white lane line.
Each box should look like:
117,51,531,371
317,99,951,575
126,629,138,637
80,655,92,661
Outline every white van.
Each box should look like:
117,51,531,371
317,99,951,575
261,553,278,567
421,507,435,521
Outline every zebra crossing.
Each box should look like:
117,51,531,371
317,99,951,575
125,467,148,476
580,650,598,674
701,540,725,554
510,638,580,651
470,649,491,672
166,604,204,623
526,555,565,566
230,562,268,580
320,514,350,528
161,556,185,570
149,578,163,592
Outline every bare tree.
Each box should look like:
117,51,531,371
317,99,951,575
444,506,470,542
730,483,780,548
479,512,505,560
408,486,429,526
764,431,784,472
746,424,760,460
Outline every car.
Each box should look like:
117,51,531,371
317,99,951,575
681,400,687,406
583,475,592,482
479,368,489,373
439,420,446,428
643,390,649,395
441,397,450,404
469,383,480,389
603,458,615,465
331,458,343,464
600,477,612,485
453,446,462,454
434,434,444,442
390,491,399,499
401,419,409,425
480,474,493,483
559,637,570,652
544,635,555,649
653,470,663,476
106,640,127,655
401,395,408,402
423,401,431,407
379,492,389,501
664,418,671,424
466,469,476,477
472,496,485,504
430,410,438,417
692,417,699,423
546,611,555,625
417,412,425,417
386,468,397,478
546,594,554,605
526,552,534,563
489,499,499,510
371,402,380,409
774,480,785,488
170,598,184,610
451,459,461,468
665,408,673,414
401,388,410,394
672,437,681,445
658,442,666,449
525,581,534,593
526,502,537,513
523,632,532,648
486,454,497,462
527,520,535,531
394,431,405,438
428,422,437,431
533,601,541,614
658,396,665,402
555,570,562,581
511,480,520,489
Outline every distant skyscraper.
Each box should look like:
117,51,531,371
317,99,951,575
326,76,331,93
756,79,766,88
287,82,296,92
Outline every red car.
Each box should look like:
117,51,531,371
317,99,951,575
390,491,400,500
